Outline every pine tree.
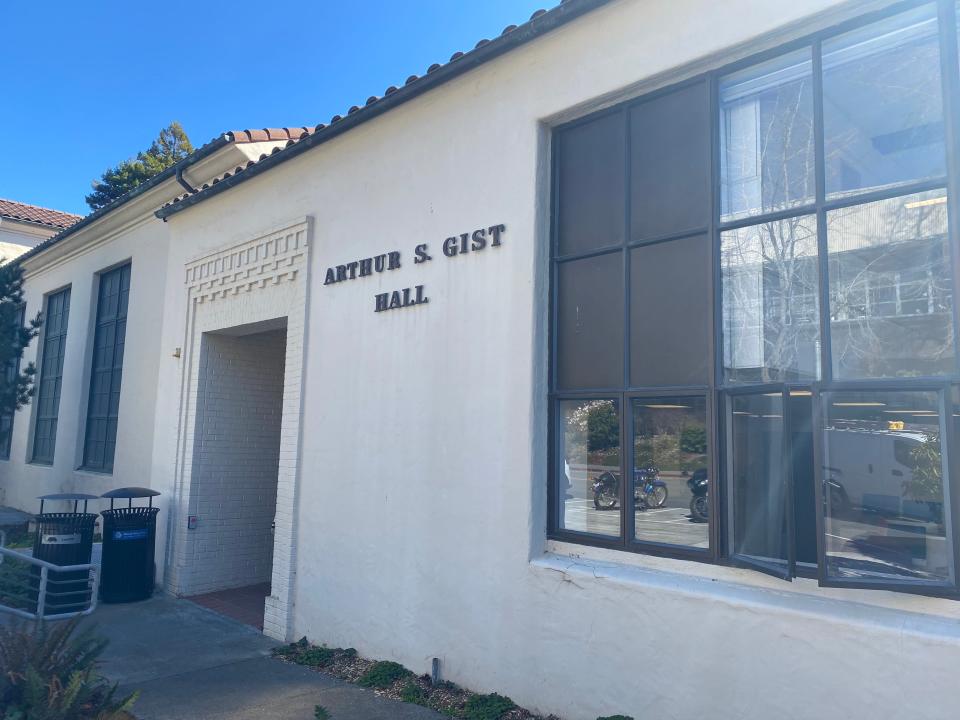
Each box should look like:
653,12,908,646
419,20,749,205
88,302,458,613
0,262,41,422
85,122,194,211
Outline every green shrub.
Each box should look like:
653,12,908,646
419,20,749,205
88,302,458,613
314,705,331,719
597,715,634,720
400,680,429,705
298,646,338,668
464,692,516,720
0,618,137,719
357,660,410,689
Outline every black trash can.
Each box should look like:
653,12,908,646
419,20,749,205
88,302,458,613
99,487,161,603
32,493,99,616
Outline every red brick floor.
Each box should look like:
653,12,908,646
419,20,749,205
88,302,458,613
186,583,270,630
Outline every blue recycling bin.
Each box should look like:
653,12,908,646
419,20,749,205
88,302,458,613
99,487,160,603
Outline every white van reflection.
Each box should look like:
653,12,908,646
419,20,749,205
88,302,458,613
824,424,942,523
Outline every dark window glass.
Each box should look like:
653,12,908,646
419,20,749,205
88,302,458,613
630,81,710,240
720,48,815,221
558,399,621,537
632,397,709,548
823,5,946,198
721,215,820,384
31,288,70,465
788,392,819,566
630,235,710,386
822,389,953,586
83,264,130,472
557,252,624,390
557,112,626,256
727,392,790,575
828,190,953,379
0,306,25,460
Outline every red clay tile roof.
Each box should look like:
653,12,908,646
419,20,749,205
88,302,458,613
226,128,314,144
159,0,609,216
0,198,82,230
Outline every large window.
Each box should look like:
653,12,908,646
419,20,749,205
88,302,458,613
31,287,70,465
552,80,713,557
550,0,960,597
82,264,130,473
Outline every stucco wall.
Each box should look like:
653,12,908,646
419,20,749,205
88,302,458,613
0,216,173,573
154,0,960,717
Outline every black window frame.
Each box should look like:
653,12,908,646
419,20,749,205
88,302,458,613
30,286,71,466
81,262,131,474
548,0,960,598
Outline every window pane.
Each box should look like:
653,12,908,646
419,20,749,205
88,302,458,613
828,190,953,379
558,399,621,537
31,288,70,465
720,49,815,221
630,235,710,386
721,215,820,384
823,5,945,198
557,112,626,256
632,397,709,548
630,81,710,240
822,390,953,585
557,252,624,390
83,264,130,472
728,392,789,572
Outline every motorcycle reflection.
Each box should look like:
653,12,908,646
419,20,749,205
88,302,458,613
687,468,708,523
592,467,668,510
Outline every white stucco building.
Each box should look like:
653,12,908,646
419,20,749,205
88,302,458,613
2,1,960,717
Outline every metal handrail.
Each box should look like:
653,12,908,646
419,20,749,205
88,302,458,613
0,543,99,621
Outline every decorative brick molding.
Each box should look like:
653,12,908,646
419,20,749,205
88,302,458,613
185,221,309,304
167,218,311,641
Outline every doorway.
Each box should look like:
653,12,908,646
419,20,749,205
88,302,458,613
183,320,287,629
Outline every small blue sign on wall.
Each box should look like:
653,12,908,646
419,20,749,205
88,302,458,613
113,529,148,541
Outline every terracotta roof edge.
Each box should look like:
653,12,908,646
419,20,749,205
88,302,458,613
157,0,612,220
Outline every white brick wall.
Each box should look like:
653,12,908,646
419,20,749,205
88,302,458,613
178,329,286,594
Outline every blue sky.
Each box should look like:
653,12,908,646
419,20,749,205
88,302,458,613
1,1,548,216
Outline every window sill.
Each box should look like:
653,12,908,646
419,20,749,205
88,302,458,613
539,540,960,630
74,468,113,478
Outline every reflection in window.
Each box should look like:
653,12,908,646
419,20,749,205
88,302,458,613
728,393,789,573
632,398,709,548
822,390,952,585
720,49,815,221
558,399,621,537
828,190,953,379
721,215,820,384
823,5,945,198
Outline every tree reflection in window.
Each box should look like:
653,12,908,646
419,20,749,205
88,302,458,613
828,190,953,379
721,215,820,384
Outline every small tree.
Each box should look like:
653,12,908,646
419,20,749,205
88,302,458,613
0,262,41,421
86,122,194,211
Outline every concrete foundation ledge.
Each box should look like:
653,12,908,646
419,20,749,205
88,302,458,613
534,546,960,642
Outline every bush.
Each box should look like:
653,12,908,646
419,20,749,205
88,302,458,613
464,692,516,720
356,660,410,689
297,646,338,668
314,705,331,720
0,618,137,719
400,680,429,705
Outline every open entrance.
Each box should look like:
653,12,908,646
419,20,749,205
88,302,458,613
183,319,287,630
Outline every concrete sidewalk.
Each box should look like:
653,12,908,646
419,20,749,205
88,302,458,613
84,595,443,720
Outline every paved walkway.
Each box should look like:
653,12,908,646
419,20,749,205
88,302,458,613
83,595,443,720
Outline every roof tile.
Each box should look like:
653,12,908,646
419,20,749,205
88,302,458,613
0,198,82,229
